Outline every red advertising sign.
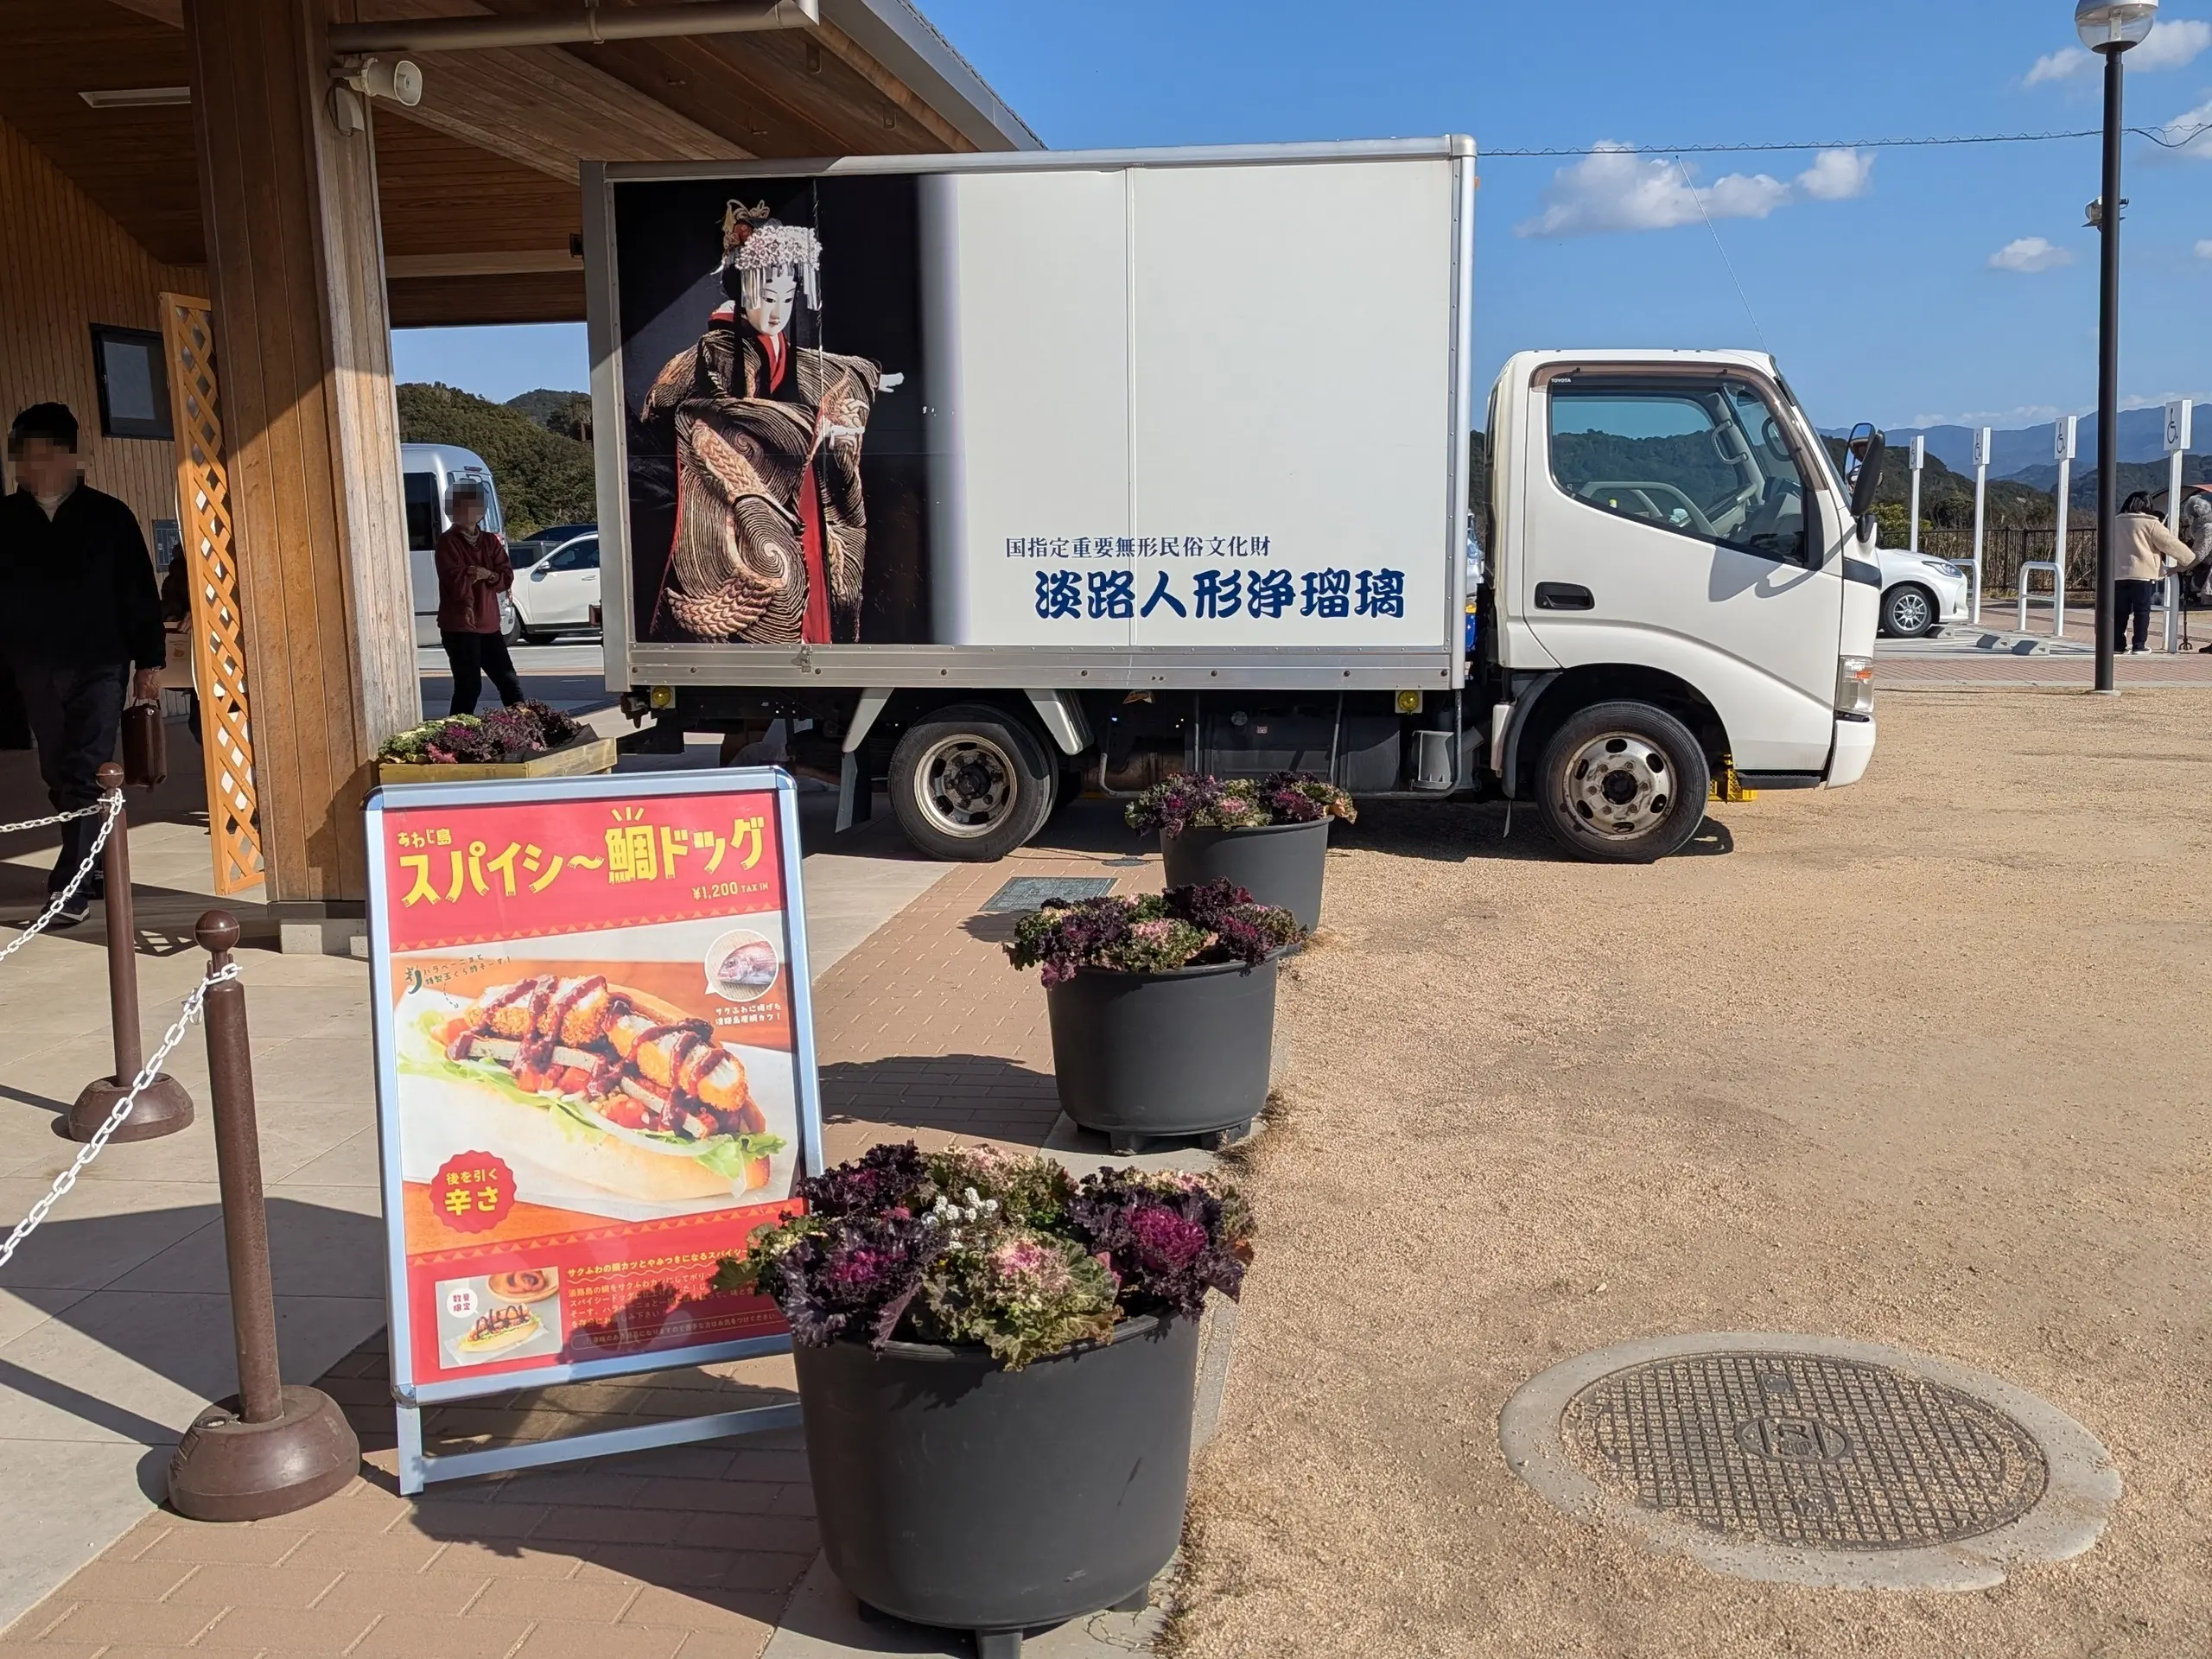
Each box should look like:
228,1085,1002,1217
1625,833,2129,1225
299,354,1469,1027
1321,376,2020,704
366,771,820,1398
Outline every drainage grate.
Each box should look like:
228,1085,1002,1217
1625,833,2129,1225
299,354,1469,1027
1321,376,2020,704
977,876,1118,914
1565,1351,2049,1550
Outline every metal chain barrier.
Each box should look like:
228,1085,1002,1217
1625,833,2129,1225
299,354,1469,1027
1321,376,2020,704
0,962,238,1270
0,798,117,836
0,791,124,969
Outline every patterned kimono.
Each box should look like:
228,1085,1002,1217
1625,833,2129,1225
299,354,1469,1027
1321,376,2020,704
644,313,882,645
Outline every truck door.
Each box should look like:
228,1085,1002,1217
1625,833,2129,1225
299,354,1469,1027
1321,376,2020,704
1520,371,1844,774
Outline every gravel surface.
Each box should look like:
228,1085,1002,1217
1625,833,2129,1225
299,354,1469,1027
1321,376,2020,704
1168,690,2212,1658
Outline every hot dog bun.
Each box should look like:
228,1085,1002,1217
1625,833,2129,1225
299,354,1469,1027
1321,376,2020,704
455,1311,542,1356
437,1084,743,1203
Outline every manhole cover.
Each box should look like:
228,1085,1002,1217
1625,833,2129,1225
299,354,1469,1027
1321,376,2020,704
978,876,1118,913
1566,1352,2046,1548
1502,1332,2120,1590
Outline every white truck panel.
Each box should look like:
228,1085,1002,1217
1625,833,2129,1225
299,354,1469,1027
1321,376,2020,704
593,142,1471,689
922,168,1135,649
1124,159,1459,652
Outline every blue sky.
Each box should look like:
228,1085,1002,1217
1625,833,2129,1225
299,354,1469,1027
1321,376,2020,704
392,0,2212,434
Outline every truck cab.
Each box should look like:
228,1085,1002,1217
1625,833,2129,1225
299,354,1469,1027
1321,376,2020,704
1475,349,1880,860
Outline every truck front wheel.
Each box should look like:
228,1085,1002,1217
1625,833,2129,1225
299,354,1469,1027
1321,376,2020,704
888,705,1057,861
1535,701,1711,865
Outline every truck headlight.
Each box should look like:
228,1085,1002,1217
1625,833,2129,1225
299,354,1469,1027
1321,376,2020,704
1836,656,1875,716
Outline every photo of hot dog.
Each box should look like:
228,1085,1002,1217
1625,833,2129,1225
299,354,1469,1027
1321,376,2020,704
454,1303,543,1356
414,975,785,1205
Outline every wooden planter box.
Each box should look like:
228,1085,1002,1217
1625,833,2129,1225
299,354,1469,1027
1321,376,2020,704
375,734,618,785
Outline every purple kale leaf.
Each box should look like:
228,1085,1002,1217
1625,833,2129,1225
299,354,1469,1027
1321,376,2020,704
1067,1166,1252,1320
797,1141,930,1219
758,1213,937,1349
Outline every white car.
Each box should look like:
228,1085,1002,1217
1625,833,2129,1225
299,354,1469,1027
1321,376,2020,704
511,530,601,643
1874,546,1969,639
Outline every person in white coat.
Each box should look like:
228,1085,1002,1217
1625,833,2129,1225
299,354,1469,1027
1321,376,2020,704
2113,493,2197,654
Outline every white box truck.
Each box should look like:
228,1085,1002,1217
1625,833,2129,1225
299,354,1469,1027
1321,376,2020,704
582,137,1885,864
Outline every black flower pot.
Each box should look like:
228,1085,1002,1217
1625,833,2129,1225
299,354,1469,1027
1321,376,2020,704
1159,817,1329,931
1046,955,1275,1154
797,1315,1200,1658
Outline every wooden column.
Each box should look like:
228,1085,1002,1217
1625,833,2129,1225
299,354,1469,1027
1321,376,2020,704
182,0,417,907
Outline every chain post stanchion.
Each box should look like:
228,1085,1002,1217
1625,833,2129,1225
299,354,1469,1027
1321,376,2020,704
166,910,359,1523
67,764,194,1143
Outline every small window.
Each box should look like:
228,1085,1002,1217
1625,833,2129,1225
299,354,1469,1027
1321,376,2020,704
543,537,600,572
151,519,183,571
404,473,441,552
1549,378,1812,564
90,325,172,441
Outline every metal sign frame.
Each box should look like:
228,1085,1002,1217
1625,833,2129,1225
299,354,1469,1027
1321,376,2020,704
363,766,824,1492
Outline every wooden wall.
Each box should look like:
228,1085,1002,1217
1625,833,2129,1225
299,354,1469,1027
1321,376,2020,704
0,112,206,535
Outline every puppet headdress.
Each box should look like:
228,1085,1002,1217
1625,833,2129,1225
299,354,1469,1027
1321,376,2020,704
720,200,821,308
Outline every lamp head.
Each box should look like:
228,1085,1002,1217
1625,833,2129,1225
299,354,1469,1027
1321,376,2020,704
2076,0,2158,52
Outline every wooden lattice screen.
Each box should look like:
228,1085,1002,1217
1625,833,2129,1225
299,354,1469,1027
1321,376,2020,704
157,294,264,895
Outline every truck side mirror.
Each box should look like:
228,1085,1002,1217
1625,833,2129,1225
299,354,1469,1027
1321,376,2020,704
1843,423,1885,541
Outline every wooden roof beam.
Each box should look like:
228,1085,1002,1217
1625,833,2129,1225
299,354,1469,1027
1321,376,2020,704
103,0,758,181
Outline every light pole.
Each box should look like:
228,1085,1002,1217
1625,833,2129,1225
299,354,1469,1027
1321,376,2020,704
2079,0,2158,692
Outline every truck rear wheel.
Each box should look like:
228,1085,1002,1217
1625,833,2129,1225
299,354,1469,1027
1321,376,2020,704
888,704,1057,861
1535,701,1710,865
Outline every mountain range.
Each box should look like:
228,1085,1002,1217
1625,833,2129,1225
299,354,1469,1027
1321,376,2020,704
1864,404,2203,480
396,384,594,535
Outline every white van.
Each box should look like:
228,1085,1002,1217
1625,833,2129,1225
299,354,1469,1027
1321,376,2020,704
402,442,518,647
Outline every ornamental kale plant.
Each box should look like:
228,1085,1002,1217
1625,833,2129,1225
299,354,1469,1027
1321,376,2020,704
377,698,587,764
712,1144,1253,1370
1066,1166,1254,1320
1124,772,1356,837
1006,880,1306,987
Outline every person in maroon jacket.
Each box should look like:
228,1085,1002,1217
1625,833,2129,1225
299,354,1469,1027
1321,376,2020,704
435,479,523,715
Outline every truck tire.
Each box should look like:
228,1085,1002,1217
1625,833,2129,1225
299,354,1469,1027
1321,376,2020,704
1535,701,1710,865
888,704,1057,861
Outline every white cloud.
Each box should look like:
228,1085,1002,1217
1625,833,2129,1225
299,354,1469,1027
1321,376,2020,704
1796,149,1875,200
2025,21,2211,83
1989,237,2075,273
2198,238,2212,257
2133,17,2212,69
1515,144,1869,238
2025,47,2091,85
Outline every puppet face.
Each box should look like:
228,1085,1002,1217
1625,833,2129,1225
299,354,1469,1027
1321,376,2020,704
743,268,798,337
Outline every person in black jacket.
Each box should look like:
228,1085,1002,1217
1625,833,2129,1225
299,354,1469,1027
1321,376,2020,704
1,404,165,924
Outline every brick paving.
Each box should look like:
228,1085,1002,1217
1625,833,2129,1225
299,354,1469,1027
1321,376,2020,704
810,825,1160,1165
0,807,1167,1659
